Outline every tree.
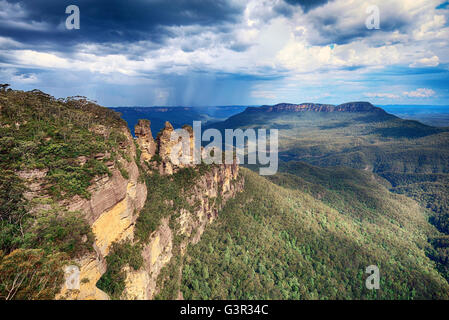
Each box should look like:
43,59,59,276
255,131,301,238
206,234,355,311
0,249,68,300
0,84,10,92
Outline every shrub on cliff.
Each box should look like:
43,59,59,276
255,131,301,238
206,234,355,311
0,249,68,300
22,210,94,259
0,88,127,200
97,240,143,299
135,167,201,243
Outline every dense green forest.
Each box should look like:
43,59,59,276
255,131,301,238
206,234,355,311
181,168,449,299
208,104,449,283
271,161,449,282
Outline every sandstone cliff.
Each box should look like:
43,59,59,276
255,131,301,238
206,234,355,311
56,119,243,300
57,126,147,300
121,161,242,299
134,119,156,162
119,120,242,300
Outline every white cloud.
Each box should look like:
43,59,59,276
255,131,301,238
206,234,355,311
2,0,448,78
0,0,51,32
403,88,436,98
365,92,400,99
413,14,446,40
0,67,38,84
0,0,27,20
276,0,448,73
410,55,440,67
251,89,277,99
0,36,22,48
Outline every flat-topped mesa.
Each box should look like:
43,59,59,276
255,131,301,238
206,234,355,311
135,119,156,161
245,101,383,113
335,102,381,112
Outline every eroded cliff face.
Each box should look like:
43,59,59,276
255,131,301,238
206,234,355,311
57,127,147,300
55,119,243,300
122,162,242,300
119,120,243,300
135,119,196,175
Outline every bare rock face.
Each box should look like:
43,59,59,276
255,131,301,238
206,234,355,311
148,121,196,175
156,121,175,163
181,124,195,165
58,127,148,300
178,162,242,245
121,161,243,300
135,217,173,300
57,118,243,301
135,119,156,161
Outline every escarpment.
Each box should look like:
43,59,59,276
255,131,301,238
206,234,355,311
58,126,147,300
121,161,242,299
0,89,148,300
61,119,243,300
115,120,243,300
244,101,386,113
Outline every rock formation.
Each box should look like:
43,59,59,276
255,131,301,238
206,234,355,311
135,119,156,161
55,118,243,300
138,120,197,175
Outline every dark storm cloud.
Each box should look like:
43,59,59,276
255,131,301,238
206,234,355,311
278,0,414,46
0,0,243,50
271,0,331,18
306,7,412,45
284,0,332,12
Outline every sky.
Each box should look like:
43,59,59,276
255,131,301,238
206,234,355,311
0,0,449,106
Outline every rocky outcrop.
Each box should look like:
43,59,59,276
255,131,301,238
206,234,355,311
156,121,175,161
58,118,243,300
119,119,243,300
137,121,196,175
135,119,156,162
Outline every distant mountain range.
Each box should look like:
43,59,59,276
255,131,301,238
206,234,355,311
245,102,386,113
112,103,449,131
